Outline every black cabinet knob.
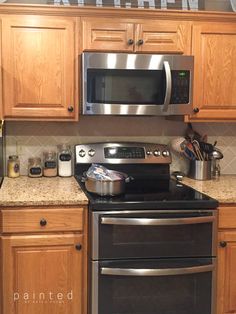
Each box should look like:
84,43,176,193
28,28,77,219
219,241,227,248
40,219,47,227
68,106,74,112
193,107,200,113
75,243,82,251
127,39,134,45
137,39,144,45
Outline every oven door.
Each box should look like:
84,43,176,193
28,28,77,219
91,258,216,314
82,52,193,115
91,210,217,260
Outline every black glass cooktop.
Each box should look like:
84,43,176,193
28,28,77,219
75,176,218,211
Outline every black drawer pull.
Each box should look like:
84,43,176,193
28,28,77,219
127,39,134,45
219,241,227,248
193,107,200,113
75,243,82,251
40,219,47,227
137,39,144,45
68,106,74,112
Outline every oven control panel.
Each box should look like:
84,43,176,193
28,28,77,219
75,143,172,164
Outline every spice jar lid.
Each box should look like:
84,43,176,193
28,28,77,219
28,157,42,163
9,155,19,160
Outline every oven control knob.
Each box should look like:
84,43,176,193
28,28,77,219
162,150,170,157
79,149,86,157
153,150,161,157
146,150,152,156
88,149,95,157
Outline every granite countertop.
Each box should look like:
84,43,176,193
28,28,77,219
182,175,236,204
0,176,88,207
0,175,235,207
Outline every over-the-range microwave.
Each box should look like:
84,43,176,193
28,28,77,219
82,52,194,116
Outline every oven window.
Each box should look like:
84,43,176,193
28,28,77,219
87,69,166,105
96,212,214,260
95,259,214,314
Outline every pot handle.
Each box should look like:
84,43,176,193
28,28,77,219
81,172,88,183
125,176,134,183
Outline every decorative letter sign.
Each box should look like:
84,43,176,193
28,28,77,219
0,0,235,12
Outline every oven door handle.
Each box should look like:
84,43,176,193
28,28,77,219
100,216,215,226
162,60,172,112
101,264,214,276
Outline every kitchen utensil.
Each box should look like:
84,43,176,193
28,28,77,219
192,140,204,161
82,171,133,196
199,142,214,155
170,137,187,153
186,123,203,142
210,148,223,160
189,160,212,180
184,146,196,160
209,148,224,178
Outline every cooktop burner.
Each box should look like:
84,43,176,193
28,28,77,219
74,142,218,211
75,176,218,210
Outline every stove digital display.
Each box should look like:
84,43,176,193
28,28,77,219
104,147,145,159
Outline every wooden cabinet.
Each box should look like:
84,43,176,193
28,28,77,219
1,16,78,120
217,206,236,314
82,17,192,54
0,206,87,314
188,22,236,121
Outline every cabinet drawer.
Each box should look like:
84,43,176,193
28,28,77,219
218,207,236,229
1,207,84,233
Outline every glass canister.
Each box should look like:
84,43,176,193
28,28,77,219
43,151,57,177
28,157,42,178
58,144,72,177
7,155,20,178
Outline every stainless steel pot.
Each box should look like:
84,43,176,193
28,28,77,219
82,171,133,196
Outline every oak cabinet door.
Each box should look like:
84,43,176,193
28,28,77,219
135,20,192,54
2,16,77,120
190,22,236,121
82,17,134,51
2,234,84,314
218,232,236,314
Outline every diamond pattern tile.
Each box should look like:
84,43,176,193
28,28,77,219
4,121,236,176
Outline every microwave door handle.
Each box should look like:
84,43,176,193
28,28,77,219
162,61,172,112
100,216,215,226
101,264,214,277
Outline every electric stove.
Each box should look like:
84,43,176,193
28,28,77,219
74,142,218,210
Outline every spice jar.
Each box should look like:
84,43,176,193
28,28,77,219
28,158,42,178
43,151,57,177
7,155,20,178
58,144,72,177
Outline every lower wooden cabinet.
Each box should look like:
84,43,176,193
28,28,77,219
0,206,87,314
217,206,236,314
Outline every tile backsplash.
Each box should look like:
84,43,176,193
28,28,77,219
5,117,236,176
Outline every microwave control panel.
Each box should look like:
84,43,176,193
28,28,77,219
170,70,190,104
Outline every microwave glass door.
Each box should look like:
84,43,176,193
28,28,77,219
87,69,190,105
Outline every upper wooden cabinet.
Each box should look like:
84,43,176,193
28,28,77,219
1,15,78,120
82,17,192,54
188,22,236,121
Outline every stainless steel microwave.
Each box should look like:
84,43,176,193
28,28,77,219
82,52,194,116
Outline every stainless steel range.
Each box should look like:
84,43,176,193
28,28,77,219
74,142,218,314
